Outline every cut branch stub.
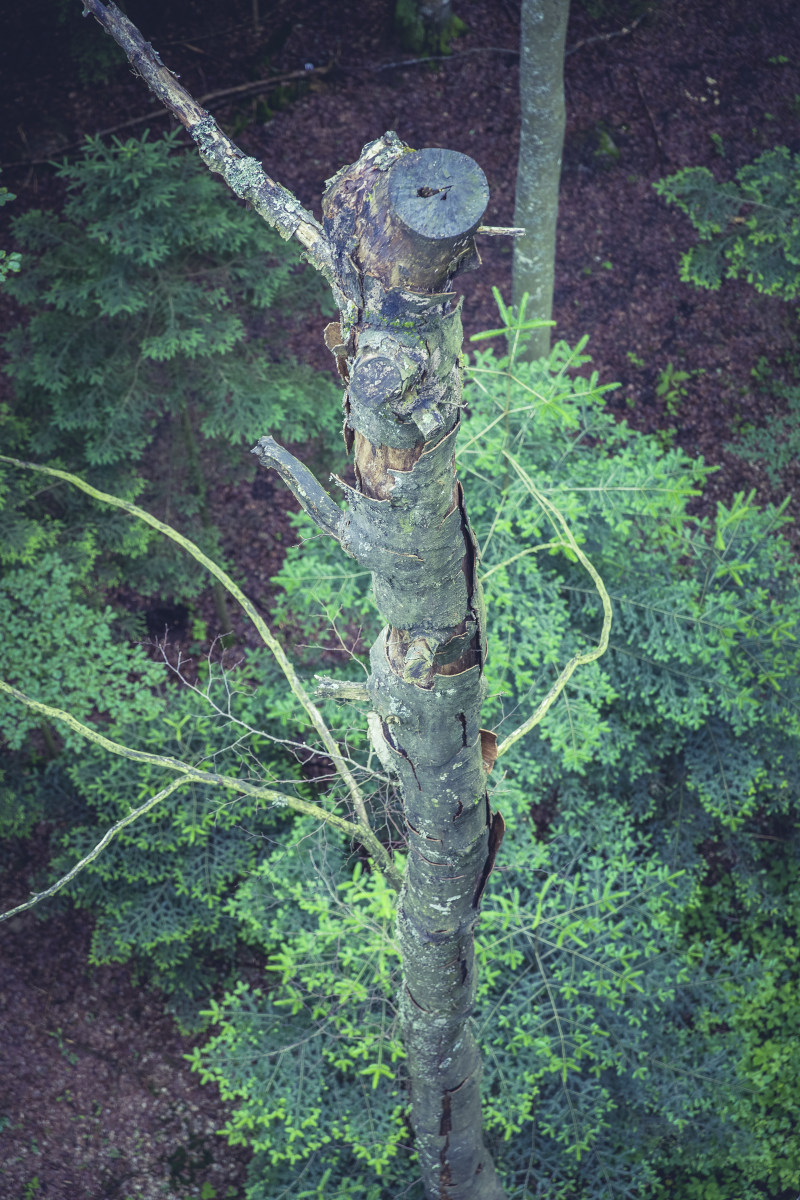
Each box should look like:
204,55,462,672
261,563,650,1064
328,147,489,294
375,149,488,291
348,329,420,411
323,135,489,460
251,436,343,542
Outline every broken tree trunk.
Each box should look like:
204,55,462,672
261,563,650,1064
256,131,506,1200
80,5,507,1195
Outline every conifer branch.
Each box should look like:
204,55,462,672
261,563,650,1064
0,680,401,904
0,455,372,835
495,450,613,759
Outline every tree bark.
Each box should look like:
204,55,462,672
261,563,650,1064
79,5,506,1195
512,0,570,361
333,140,504,1199
257,134,507,1197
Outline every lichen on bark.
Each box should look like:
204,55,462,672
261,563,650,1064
320,133,507,1199
259,130,506,1196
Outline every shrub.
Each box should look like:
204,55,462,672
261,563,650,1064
0,549,313,1017
655,146,800,507
4,325,798,1193
194,334,800,1197
1,130,338,600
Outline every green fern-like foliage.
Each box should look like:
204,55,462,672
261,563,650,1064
0,547,319,1015
191,833,412,1190
225,334,800,1197
0,550,166,840
659,854,800,1200
463,342,799,810
1,130,338,598
0,553,164,757
655,147,800,505
58,644,325,1017
0,174,21,285
458,344,799,1194
654,146,800,299
5,320,799,1192
732,354,800,490
193,788,722,1199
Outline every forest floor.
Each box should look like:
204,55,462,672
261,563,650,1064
1,0,799,1196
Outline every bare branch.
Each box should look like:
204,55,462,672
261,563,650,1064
494,451,613,759
252,436,345,542
0,454,372,833
79,1,336,283
0,680,402,902
0,776,190,922
47,64,334,151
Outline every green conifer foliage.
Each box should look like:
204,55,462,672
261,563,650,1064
0,175,22,285
654,146,800,300
49,649,309,1018
2,130,338,599
4,303,799,1189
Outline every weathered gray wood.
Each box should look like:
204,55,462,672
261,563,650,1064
320,133,505,1200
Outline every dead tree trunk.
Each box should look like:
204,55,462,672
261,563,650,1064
80,5,506,1195
330,137,505,1198
256,131,506,1200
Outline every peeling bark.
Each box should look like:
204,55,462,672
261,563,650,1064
321,134,506,1200
261,131,506,1197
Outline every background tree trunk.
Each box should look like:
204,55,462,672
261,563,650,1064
394,0,457,54
513,0,570,360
